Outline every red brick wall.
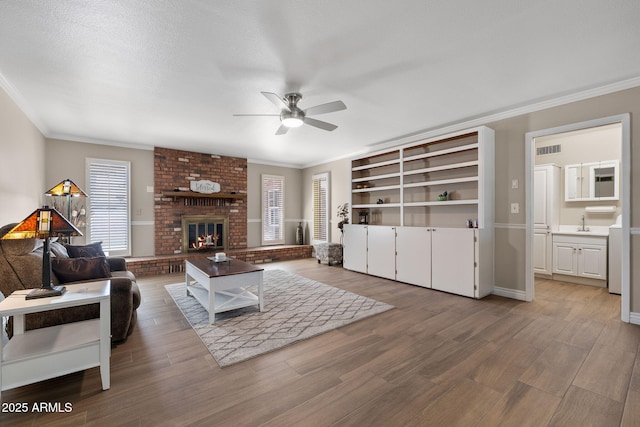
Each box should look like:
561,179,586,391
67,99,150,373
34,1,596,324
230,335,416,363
154,147,248,255
126,245,314,277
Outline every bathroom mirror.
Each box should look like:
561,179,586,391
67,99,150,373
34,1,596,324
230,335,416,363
565,160,619,201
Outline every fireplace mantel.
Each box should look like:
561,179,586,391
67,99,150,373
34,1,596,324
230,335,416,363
163,191,246,200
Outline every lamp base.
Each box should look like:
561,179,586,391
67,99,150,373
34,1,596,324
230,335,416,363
26,285,67,300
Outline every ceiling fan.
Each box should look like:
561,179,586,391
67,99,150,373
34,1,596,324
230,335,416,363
233,92,346,135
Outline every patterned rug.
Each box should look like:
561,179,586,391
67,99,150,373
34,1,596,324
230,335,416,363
165,269,393,367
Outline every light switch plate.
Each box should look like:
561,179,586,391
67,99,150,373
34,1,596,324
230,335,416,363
511,179,519,189
511,202,520,214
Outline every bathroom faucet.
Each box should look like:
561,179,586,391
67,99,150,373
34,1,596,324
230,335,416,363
579,215,590,232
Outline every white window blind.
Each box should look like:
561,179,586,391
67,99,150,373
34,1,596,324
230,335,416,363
312,173,330,243
262,174,285,245
86,158,131,256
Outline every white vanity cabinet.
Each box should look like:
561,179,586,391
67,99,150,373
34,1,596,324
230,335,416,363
552,234,607,281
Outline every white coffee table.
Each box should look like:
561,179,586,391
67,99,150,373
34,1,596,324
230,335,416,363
185,257,264,324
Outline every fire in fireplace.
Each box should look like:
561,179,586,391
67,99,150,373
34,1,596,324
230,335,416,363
181,215,229,253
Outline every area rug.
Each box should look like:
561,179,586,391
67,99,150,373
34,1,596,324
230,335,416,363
164,269,393,367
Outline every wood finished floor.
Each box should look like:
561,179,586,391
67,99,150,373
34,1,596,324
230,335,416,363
1,258,639,426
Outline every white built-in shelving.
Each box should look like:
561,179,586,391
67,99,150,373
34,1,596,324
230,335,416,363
344,126,495,299
350,126,494,229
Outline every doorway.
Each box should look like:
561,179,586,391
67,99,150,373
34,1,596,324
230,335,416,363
525,114,631,322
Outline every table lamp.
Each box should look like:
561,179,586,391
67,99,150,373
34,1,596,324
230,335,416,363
1,206,82,299
44,178,88,221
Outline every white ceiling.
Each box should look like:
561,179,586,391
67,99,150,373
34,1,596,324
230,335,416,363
1,1,639,168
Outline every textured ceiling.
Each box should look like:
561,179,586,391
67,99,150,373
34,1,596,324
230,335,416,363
1,0,639,167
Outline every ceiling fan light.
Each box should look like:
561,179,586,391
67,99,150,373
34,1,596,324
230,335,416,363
282,116,304,128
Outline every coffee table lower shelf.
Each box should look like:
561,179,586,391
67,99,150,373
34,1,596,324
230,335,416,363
187,282,260,314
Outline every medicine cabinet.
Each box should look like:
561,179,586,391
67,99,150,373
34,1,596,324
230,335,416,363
564,160,619,201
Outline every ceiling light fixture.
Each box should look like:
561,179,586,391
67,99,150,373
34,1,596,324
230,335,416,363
281,112,304,128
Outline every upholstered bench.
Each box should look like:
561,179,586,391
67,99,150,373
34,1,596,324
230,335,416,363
314,243,343,265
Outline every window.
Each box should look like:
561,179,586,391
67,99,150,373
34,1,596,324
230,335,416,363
312,172,330,243
262,174,285,245
86,158,131,256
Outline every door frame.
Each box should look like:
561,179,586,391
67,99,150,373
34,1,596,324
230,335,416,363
524,113,630,322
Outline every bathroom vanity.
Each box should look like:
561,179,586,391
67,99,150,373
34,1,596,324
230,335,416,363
552,228,608,287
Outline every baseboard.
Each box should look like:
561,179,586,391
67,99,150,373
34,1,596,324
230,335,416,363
492,286,527,301
630,312,640,325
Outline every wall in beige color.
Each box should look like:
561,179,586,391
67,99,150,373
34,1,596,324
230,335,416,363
535,123,622,228
302,158,351,244
489,87,640,310
45,139,155,256
302,86,640,312
0,88,46,226
246,162,303,247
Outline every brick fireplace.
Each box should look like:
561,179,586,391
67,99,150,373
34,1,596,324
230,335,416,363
154,147,247,256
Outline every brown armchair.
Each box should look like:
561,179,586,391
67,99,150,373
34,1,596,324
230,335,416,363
0,224,141,344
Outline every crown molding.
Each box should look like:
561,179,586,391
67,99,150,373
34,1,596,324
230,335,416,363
0,69,49,135
46,133,154,151
357,76,640,158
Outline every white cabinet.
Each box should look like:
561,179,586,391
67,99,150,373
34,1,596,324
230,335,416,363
533,229,552,275
565,160,619,202
431,228,476,298
552,234,608,281
343,224,368,273
367,226,396,280
534,165,560,228
346,125,495,299
343,225,491,298
534,165,560,277
396,226,431,288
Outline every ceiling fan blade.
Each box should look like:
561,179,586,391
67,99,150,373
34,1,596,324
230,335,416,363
304,100,347,116
275,124,289,135
232,114,280,116
304,117,338,132
261,92,291,112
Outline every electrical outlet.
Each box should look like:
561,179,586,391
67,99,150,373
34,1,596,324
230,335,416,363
511,203,520,214
511,179,519,189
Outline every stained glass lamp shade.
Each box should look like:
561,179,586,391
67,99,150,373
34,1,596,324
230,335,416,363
1,206,82,299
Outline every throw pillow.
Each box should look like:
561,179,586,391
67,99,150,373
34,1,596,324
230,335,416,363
51,256,112,284
50,241,69,258
66,241,105,258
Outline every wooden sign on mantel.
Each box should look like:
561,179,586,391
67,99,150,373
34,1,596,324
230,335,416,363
190,180,221,194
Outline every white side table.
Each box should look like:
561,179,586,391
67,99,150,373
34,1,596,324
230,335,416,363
0,281,111,403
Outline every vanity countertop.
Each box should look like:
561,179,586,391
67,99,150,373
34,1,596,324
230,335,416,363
553,225,610,237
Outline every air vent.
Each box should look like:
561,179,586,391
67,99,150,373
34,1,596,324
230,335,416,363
536,144,561,155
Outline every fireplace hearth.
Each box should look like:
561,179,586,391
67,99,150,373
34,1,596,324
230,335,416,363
181,215,229,254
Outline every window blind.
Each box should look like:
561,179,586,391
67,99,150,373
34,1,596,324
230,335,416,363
312,173,329,243
86,158,131,256
262,174,285,245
